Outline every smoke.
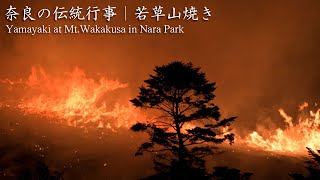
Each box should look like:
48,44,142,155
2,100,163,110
1,1,319,133
0,0,320,179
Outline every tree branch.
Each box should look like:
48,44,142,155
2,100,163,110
154,121,176,130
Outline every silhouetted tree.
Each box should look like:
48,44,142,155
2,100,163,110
130,61,237,179
290,147,320,180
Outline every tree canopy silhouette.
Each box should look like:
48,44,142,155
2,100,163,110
290,147,320,180
130,61,237,179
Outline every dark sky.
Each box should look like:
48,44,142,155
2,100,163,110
0,0,320,135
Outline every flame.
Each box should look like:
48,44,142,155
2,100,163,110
3,66,319,155
1,66,145,131
244,102,320,155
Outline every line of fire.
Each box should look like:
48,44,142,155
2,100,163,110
1,0,320,180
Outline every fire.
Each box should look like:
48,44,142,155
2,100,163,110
2,67,319,154
244,102,320,155
1,66,145,131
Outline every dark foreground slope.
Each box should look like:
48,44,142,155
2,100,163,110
0,108,307,180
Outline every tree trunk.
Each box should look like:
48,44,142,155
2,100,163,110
176,122,185,163
174,91,186,163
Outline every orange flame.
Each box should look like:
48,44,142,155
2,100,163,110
3,67,319,155
244,102,320,155
2,66,145,131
